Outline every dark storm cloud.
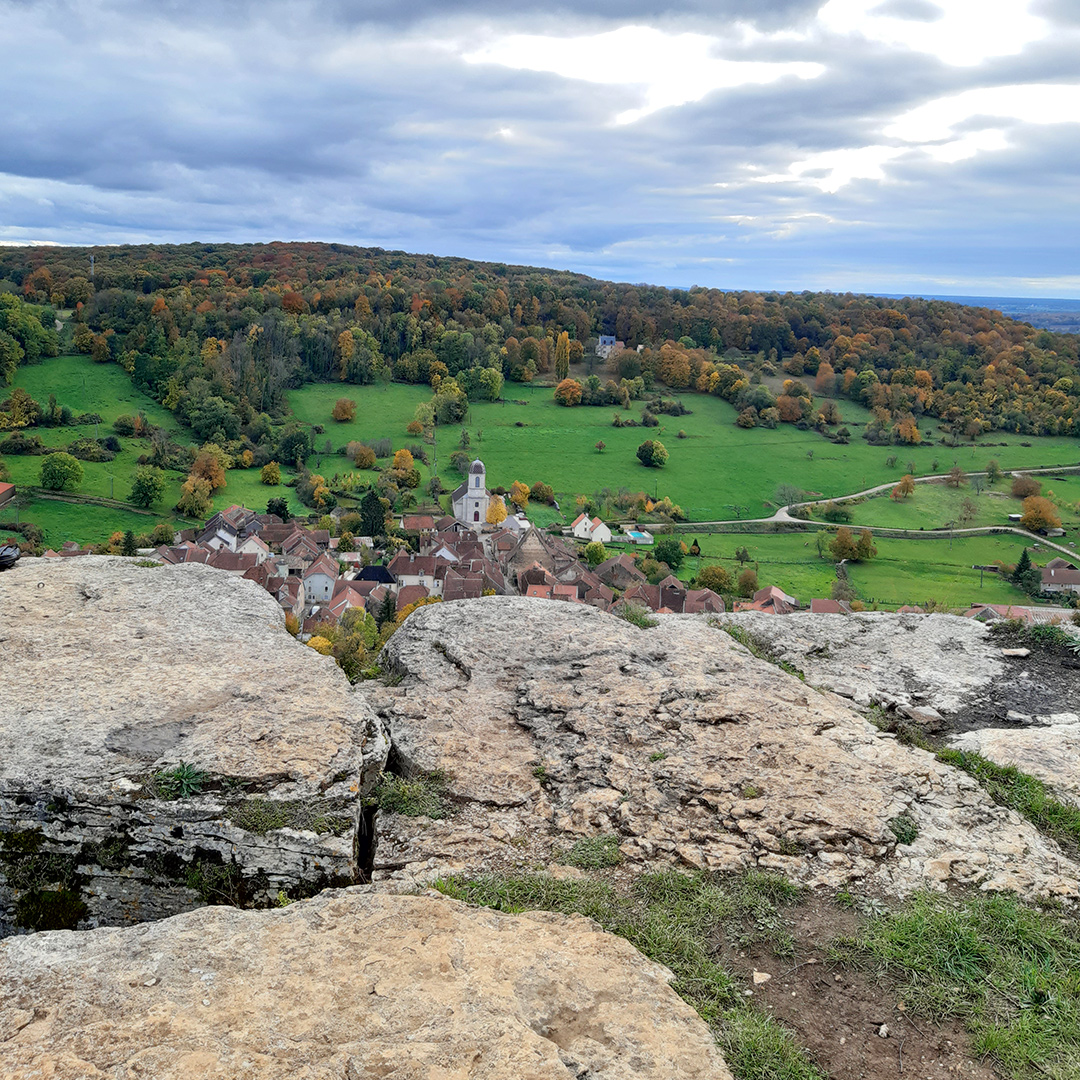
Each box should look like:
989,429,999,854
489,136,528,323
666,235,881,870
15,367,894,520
0,0,1077,295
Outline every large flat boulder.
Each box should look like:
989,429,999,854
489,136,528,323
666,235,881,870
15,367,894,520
0,888,732,1079
712,611,1003,713
0,558,388,936
364,598,1078,899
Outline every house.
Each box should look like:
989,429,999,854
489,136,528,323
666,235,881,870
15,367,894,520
570,514,613,544
963,603,1035,624
450,459,491,526
809,598,852,614
596,335,624,359
395,584,431,612
683,588,725,614
302,554,340,607
358,565,395,585
197,505,261,551
1041,565,1080,595
733,586,799,615
387,552,447,595
442,568,485,601
0,482,14,510
594,553,647,590
235,534,272,564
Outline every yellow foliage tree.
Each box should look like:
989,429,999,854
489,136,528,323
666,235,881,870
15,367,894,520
486,494,508,525
509,480,530,511
307,636,334,655
177,475,213,518
392,448,414,472
337,330,355,380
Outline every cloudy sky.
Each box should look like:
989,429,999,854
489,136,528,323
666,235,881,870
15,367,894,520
1,0,1078,297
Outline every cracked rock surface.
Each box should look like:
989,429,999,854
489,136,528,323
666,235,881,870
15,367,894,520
0,558,388,936
0,888,731,1080
364,598,1078,899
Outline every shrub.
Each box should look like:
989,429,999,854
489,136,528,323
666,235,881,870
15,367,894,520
1011,475,1041,499
636,439,668,468
553,378,583,407
331,398,357,422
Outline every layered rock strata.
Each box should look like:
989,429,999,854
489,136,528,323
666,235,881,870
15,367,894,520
0,558,388,936
0,888,732,1079
365,598,1078,898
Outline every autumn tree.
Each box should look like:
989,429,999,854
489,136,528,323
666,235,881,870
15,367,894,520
946,465,965,488
177,475,213,518
891,474,915,500
129,465,166,508
1011,475,1041,499
553,378,582,407
39,452,83,491
392,448,414,472
1020,496,1061,532
595,440,606,453
736,567,758,597
332,398,357,422
337,330,354,380
697,565,733,593
261,461,281,485
986,459,1002,484
192,445,228,490
486,494,508,525
508,480,530,511
554,331,571,382
353,445,376,469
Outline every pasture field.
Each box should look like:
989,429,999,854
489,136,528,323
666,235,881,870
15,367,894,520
660,530,1043,609
845,475,1080,532
288,382,1080,523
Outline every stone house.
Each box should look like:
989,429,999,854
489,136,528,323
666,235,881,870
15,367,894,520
302,554,340,607
450,459,491,526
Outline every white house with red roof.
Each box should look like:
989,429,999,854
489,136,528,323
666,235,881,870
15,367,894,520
570,513,612,544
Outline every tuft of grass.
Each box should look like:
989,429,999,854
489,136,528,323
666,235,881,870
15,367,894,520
719,624,805,681
149,761,208,799
226,798,352,836
560,834,623,869
618,603,659,629
887,813,919,845
649,751,668,762
435,869,822,1079
828,891,1080,1080
937,748,1080,855
373,769,452,819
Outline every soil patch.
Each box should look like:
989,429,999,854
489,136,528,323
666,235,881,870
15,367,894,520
945,629,1080,736
720,894,997,1080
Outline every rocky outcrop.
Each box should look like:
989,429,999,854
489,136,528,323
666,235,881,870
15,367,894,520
365,598,1078,898
0,887,731,1080
711,611,1004,713
949,718,1080,804
0,558,388,936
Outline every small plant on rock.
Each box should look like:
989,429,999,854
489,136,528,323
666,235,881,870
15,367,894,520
152,761,208,799
888,813,919,845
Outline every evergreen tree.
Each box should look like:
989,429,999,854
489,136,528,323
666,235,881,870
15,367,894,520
360,489,386,539
121,530,137,556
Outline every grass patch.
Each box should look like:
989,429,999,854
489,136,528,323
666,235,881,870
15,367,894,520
618,603,659,628
226,798,353,836
559,834,623,869
372,769,452,819
936,749,1080,856
828,891,1080,1079
718,623,805,681
434,869,822,1080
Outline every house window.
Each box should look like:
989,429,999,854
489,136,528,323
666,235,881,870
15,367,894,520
475,476,480,488
474,510,479,521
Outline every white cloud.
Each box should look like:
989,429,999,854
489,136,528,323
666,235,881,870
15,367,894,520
886,84,1080,142
816,0,1048,66
463,24,823,125
756,145,906,192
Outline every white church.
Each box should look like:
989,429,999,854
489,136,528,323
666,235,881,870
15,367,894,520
450,459,490,525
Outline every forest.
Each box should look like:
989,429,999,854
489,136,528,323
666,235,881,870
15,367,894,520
1,241,1079,459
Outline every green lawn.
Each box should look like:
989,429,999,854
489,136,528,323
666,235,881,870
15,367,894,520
844,475,1080,532
670,530,1041,610
287,382,1080,524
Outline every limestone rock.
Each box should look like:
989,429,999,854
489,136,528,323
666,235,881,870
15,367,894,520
365,598,1078,899
0,558,388,936
949,724,1080,804
711,611,1002,713
0,888,732,1080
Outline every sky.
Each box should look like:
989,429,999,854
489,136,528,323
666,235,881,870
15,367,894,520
1,0,1078,297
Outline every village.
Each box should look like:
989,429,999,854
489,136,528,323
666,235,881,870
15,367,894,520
32,456,1080,632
